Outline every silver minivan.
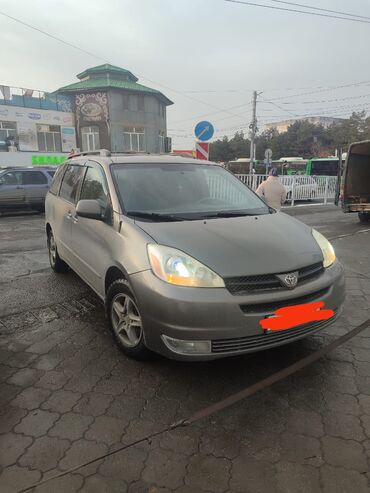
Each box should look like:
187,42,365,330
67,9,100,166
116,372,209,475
45,151,345,361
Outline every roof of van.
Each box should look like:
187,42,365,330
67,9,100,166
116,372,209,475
67,153,216,168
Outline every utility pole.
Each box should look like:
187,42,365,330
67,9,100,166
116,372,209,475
249,90,257,174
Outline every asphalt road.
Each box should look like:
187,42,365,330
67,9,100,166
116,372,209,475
0,206,370,493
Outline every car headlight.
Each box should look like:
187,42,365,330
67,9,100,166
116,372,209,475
312,229,336,268
147,244,225,288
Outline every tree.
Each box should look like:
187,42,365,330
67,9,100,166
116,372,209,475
327,111,370,148
209,136,234,162
210,111,370,162
229,131,250,159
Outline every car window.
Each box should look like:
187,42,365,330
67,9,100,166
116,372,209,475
22,171,48,185
49,164,67,195
112,163,268,217
59,164,84,203
80,162,108,209
47,170,56,178
0,171,23,185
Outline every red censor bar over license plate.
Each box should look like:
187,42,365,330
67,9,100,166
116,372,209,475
259,301,334,332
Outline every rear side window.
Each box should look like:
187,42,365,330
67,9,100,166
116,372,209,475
59,165,84,203
0,171,22,185
22,171,48,185
49,164,67,195
47,170,56,178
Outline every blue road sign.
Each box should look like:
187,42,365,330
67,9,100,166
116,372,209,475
194,121,214,141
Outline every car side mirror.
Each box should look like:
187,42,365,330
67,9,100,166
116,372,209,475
76,199,103,220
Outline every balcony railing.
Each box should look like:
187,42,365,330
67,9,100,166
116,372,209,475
0,85,73,112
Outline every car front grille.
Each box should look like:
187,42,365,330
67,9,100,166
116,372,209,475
240,287,330,314
211,315,335,354
224,262,324,295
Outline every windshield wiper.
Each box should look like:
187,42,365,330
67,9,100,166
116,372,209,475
126,211,186,222
202,211,262,218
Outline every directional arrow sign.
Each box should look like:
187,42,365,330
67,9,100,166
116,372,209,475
194,121,214,142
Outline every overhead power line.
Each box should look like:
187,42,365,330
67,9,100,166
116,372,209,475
0,10,248,123
170,101,252,125
224,0,370,24
268,0,370,20
268,80,370,102
267,92,370,105
257,102,370,121
259,96,299,118
4,9,370,133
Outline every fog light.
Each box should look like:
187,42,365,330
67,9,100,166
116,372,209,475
161,335,211,355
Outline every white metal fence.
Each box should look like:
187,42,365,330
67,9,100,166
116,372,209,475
236,174,338,205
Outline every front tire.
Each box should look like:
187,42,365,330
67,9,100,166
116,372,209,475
358,212,370,223
106,279,151,360
47,229,69,273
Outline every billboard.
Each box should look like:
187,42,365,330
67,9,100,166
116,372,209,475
61,127,76,152
0,104,75,151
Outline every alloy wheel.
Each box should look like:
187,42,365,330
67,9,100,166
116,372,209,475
48,233,56,267
111,293,143,348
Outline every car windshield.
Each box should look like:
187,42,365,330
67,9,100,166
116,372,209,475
111,163,269,220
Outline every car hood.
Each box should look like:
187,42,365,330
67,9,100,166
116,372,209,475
136,212,324,278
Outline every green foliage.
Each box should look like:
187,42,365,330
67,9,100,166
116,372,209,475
209,133,250,162
209,112,370,162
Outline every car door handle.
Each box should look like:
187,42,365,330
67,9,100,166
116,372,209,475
66,211,72,219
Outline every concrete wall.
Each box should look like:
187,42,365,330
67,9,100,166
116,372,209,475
108,90,166,153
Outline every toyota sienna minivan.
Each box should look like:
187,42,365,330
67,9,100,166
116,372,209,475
45,151,345,361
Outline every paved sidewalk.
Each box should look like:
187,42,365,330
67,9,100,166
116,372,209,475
0,212,370,492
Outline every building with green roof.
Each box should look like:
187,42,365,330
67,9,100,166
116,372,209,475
57,64,173,154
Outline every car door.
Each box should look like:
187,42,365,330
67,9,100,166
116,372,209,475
55,162,85,266
71,160,113,294
22,170,49,205
0,170,25,207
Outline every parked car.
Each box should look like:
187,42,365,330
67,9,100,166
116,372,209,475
282,175,319,202
0,166,56,211
45,151,345,361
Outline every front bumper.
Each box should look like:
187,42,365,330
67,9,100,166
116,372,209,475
343,203,370,213
129,261,345,361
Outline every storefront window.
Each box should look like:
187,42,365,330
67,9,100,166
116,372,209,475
0,121,17,143
81,126,100,151
37,124,61,152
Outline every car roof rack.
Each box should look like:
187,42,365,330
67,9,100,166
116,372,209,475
67,149,111,159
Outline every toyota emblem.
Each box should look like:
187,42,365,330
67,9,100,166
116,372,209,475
283,273,298,288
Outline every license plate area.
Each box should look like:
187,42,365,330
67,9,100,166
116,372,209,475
259,301,334,332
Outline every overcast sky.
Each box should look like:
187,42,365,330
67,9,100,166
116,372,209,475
1,0,370,148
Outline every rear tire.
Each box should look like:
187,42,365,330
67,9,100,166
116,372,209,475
47,229,69,273
106,279,152,360
358,212,370,223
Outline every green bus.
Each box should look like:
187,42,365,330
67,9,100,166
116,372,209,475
275,157,342,176
306,157,341,176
